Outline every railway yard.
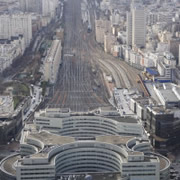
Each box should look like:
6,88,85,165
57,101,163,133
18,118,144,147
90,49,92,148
47,0,142,112
1,0,180,179
48,0,109,112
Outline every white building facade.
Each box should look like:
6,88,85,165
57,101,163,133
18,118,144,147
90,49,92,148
43,40,62,84
19,0,58,19
0,13,32,47
0,36,25,73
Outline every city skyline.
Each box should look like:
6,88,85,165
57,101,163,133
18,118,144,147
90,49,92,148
0,0,180,180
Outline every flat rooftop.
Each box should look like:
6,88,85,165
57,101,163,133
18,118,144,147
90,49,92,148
149,106,173,115
133,97,150,106
1,155,20,175
145,83,161,104
28,131,75,146
159,89,178,102
26,132,75,158
99,106,117,111
107,116,138,124
145,82,180,105
37,108,138,124
145,153,170,171
96,135,134,145
159,156,170,170
57,173,124,180
154,83,180,102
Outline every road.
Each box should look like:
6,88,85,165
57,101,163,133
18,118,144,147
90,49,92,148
48,0,109,112
23,85,42,123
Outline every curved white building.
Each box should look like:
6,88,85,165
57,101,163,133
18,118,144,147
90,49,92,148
0,131,170,180
0,109,171,180
34,108,144,138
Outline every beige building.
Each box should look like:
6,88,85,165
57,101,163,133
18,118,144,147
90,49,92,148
95,18,111,44
56,28,64,42
104,32,117,53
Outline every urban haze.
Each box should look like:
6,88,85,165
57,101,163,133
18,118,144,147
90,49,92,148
0,0,180,180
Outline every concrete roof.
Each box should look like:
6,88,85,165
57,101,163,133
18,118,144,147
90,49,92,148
28,131,75,146
160,89,178,102
96,135,134,145
109,116,138,124
1,155,20,175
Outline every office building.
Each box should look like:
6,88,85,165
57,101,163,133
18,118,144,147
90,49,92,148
179,44,180,66
131,82,180,149
146,106,180,149
126,4,146,48
169,38,180,60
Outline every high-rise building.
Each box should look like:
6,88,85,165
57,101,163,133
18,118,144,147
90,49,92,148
179,44,180,66
131,0,141,7
95,18,111,44
0,13,32,47
19,0,42,14
126,3,146,48
169,38,180,61
127,11,133,46
19,0,58,18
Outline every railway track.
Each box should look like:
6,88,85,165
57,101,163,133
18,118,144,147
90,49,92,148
48,0,108,112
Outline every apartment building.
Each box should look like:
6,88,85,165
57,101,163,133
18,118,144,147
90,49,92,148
0,35,25,73
0,13,32,47
19,0,58,18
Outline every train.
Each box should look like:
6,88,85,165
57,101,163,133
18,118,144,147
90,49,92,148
87,25,92,33
87,10,92,33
